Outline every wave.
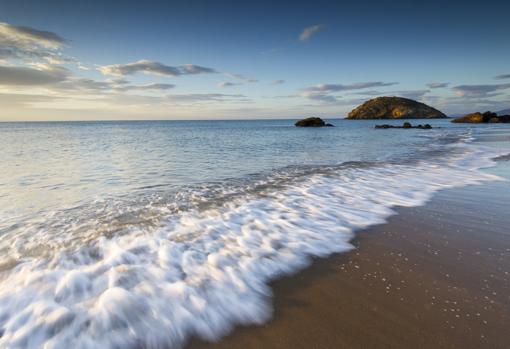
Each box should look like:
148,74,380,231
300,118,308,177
0,133,507,348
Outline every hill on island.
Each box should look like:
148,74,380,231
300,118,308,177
347,97,447,119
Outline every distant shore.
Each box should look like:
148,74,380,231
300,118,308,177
189,162,510,349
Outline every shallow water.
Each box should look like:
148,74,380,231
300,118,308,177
1,119,509,348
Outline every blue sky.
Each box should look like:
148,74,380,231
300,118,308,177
1,0,509,120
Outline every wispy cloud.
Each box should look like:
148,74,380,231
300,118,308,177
165,93,249,103
452,83,510,98
99,60,217,77
218,81,240,88
426,82,449,89
494,74,510,80
224,72,258,83
180,64,217,75
393,89,430,100
300,92,339,103
0,22,67,62
0,92,63,107
299,24,323,42
300,81,397,104
115,83,176,92
347,89,431,100
304,81,398,93
271,79,285,85
0,65,69,85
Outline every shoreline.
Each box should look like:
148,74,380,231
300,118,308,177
188,165,510,349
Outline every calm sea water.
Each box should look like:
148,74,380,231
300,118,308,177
0,119,509,348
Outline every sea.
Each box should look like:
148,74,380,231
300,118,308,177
0,118,509,348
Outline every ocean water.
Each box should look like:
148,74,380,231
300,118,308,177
0,119,509,348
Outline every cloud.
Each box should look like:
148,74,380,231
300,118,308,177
224,73,258,83
165,93,248,103
271,79,285,85
0,92,63,107
304,81,398,93
54,78,111,91
494,74,510,80
301,92,339,103
347,90,383,96
0,64,175,95
347,89,431,100
180,64,217,75
432,95,510,116
426,82,449,89
116,83,175,91
0,22,67,62
0,65,69,85
99,60,217,77
299,24,323,42
300,82,397,104
0,22,65,48
393,90,430,100
452,83,510,98
218,81,240,88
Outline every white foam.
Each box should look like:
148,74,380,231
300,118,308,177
0,139,506,349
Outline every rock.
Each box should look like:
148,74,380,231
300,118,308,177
295,117,334,127
482,111,498,122
375,122,434,129
347,96,447,119
499,115,510,123
451,111,510,123
451,112,484,123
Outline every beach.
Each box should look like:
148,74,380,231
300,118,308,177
190,160,510,349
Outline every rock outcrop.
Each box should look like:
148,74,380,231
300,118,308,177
295,117,334,127
347,97,447,119
375,122,433,129
451,111,510,123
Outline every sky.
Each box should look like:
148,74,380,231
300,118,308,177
0,0,509,121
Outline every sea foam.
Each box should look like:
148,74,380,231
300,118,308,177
0,136,506,349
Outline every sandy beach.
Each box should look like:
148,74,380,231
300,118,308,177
189,161,510,349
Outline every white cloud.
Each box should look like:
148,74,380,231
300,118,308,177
393,89,430,100
426,82,449,89
224,72,258,83
218,81,240,88
299,24,323,42
99,60,217,77
304,81,398,93
452,83,510,98
115,83,175,92
0,65,69,85
0,22,67,62
494,74,510,80
300,91,339,103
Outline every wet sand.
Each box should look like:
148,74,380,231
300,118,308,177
188,172,510,348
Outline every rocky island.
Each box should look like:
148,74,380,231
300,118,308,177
347,97,447,119
295,117,334,127
451,111,510,123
